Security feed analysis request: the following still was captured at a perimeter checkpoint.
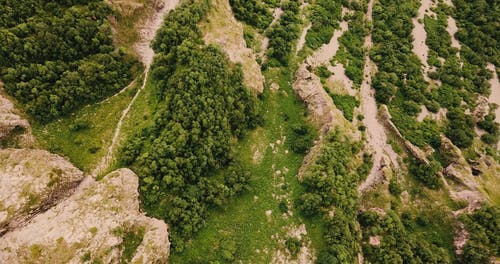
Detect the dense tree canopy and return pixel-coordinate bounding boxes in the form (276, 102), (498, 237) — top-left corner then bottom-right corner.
(229, 0), (273, 29)
(0, 0), (137, 121)
(120, 0), (259, 251)
(297, 129), (370, 263)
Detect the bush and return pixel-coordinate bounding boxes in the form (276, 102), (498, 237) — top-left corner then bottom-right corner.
(330, 94), (359, 122)
(70, 120), (90, 132)
(409, 159), (442, 189)
(289, 124), (314, 154)
(285, 237), (301, 257)
(229, 0), (273, 29)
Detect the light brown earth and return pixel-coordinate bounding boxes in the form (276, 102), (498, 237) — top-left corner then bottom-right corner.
(0, 169), (170, 264)
(200, 0), (264, 93)
(358, 0), (400, 193)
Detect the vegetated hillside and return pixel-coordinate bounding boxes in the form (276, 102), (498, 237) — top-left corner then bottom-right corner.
(0, 0), (138, 121)
(0, 0), (498, 263)
(119, 0), (260, 251)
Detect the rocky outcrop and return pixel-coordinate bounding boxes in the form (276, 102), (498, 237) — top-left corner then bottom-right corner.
(473, 95), (489, 122)
(0, 149), (84, 232)
(0, 87), (169, 263)
(0, 169), (169, 263)
(439, 135), (476, 188)
(293, 63), (350, 133)
(379, 105), (429, 164)
(0, 91), (33, 148)
(201, 0), (264, 93)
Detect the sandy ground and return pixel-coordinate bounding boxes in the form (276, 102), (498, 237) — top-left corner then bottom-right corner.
(296, 23), (311, 53)
(417, 105), (447, 122)
(412, 0), (434, 80)
(93, 0), (179, 176)
(307, 21), (348, 67)
(358, 0), (399, 193)
(201, 0), (264, 93)
(487, 64), (500, 123)
(327, 64), (356, 96)
(447, 16), (461, 50)
(486, 63), (500, 149)
(133, 0), (180, 66)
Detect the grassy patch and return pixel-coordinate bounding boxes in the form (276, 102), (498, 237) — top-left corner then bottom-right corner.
(170, 66), (319, 263)
(32, 83), (138, 172)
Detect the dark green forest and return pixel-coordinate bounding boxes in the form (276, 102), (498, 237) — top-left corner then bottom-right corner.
(0, 0), (137, 121)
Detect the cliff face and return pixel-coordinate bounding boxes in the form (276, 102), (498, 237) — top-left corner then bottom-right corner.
(0, 90), (33, 148)
(0, 169), (169, 264)
(0, 92), (169, 263)
(0, 149), (84, 232)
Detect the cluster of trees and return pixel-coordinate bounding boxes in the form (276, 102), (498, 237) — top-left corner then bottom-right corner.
(305, 0), (344, 50)
(296, 129), (369, 263)
(359, 210), (451, 263)
(0, 0), (137, 121)
(330, 94), (359, 122)
(427, 5), (497, 148)
(266, 0), (300, 66)
(370, 0), (448, 151)
(334, 0), (369, 87)
(453, 0), (499, 67)
(288, 124), (314, 154)
(408, 158), (442, 189)
(424, 5), (454, 61)
(120, 0), (259, 251)
(229, 0), (273, 29)
(460, 205), (499, 263)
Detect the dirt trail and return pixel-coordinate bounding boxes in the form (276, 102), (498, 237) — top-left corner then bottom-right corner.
(296, 23), (311, 53)
(447, 16), (461, 50)
(487, 64), (500, 123)
(487, 63), (500, 150)
(358, 0), (399, 193)
(92, 0), (179, 177)
(412, 0), (434, 80)
(259, 7), (284, 60)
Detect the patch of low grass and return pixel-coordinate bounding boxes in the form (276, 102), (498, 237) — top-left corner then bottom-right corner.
(170, 65), (319, 263)
(32, 83), (139, 172)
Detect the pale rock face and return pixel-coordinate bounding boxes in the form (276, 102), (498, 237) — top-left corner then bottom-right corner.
(0, 92), (33, 148)
(0, 149), (84, 230)
(201, 0), (264, 93)
(293, 63), (349, 133)
(0, 168), (169, 264)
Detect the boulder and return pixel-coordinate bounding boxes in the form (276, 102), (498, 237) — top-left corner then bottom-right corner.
(0, 149), (84, 230)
